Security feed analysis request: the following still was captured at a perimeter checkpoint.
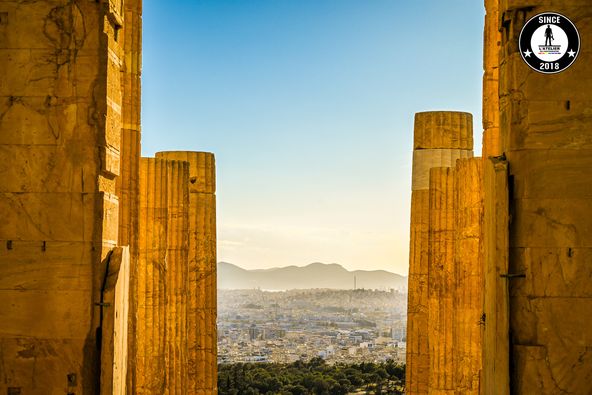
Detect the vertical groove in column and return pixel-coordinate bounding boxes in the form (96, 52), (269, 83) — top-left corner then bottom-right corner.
(138, 157), (167, 394)
(407, 111), (473, 394)
(413, 111), (474, 151)
(407, 189), (430, 394)
(482, 0), (501, 158)
(453, 158), (484, 394)
(156, 151), (218, 394)
(427, 167), (456, 394)
(121, 0), (142, 393)
(165, 160), (190, 395)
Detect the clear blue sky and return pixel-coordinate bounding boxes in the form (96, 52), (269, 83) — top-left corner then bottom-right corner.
(142, 0), (485, 275)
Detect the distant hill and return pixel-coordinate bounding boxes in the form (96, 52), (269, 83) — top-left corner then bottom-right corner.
(217, 262), (407, 291)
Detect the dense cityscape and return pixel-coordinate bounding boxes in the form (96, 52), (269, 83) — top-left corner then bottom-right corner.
(218, 289), (407, 365)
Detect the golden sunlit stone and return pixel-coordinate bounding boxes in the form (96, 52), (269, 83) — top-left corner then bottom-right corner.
(406, 111), (473, 394)
(482, 0), (501, 158)
(498, 1), (592, 393)
(136, 158), (168, 393)
(453, 158), (483, 395)
(165, 160), (190, 395)
(0, 1), (122, 392)
(156, 151), (218, 395)
(427, 167), (456, 395)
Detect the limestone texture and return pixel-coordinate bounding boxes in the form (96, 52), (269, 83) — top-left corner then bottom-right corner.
(406, 112), (473, 394)
(453, 158), (483, 395)
(482, 0), (501, 158)
(156, 151), (218, 394)
(406, 189), (430, 394)
(117, 1), (143, 392)
(498, 1), (592, 393)
(165, 160), (190, 395)
(0, 1), (223, 394)
(413, 112), (474, 151)
(0, 1), (123, 393)
(482, 157), (509, 395)
(100, 247), (131, 395)
(136, 158), (168, 394)
(427, 167), (456, 395)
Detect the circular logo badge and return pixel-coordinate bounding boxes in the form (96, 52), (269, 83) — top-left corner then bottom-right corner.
(519, 12), (580, 74)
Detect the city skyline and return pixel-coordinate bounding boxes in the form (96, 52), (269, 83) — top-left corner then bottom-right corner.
(142, 1), (485, 274)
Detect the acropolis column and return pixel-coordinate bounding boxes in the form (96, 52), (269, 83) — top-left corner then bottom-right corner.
(118, 0), (142, 392)
(406, 111), (473, 394)
(453, 158), (484, 394)
(156, 151), (217, 394)
(427, 167), (456, 395)
(136, 157), (168, 394)
(165, 160), (190, 395)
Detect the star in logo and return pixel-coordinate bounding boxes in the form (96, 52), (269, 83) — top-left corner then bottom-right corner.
(523, 49), (532, 57)
(568, 49), (576, 57)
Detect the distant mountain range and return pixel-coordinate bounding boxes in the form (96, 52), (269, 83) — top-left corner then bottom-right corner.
(218, 262), (407, 291)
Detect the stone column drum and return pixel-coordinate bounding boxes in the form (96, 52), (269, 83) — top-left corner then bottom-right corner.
(482, 157), (510, 395)
(136, 158), (168, 394)
(406, 111), (473, 394)
(165, 160), (190, 395)
(118, 1), (143, 392)
(453, 158), (484, 394)
(482, 0), (502, 158)
(156, 151), (217, 395)
(427, 167), (456, 395)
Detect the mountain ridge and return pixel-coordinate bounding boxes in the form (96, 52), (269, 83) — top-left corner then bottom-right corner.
(217, 261), (407, 291)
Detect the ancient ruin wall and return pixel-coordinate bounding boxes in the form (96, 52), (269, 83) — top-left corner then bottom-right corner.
(156, 151), (218, 394)
(498, 1), (592, 393)
(116, 0), (143, 391)
(406, 112), (473, 394)
(482, 157), (510, 395)
(482, 0), (502, 158)
(0, 1), (122, 393)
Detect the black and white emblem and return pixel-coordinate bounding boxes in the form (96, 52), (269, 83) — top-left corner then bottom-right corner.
(519, 12), (580, 74)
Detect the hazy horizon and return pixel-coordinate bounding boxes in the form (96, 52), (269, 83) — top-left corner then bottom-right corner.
(142, 1), (484, 275)
(219, 260), (407, 276)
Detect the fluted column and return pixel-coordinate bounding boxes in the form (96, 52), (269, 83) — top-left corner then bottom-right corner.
(482, 0), (501, 158)
(406, 111), (473, 394)
(482, 157), (509, 395)
(119, 0), (142, 392)
(136, 157), (168, 394)
(156, 151), (217, 395)
(165, 160), (190, 395)
(453, 158), (484, 394)
(427, 167), (456, 395)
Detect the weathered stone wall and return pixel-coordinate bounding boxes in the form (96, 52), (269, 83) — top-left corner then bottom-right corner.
(100, 246), (130, 395)
(0, 1), (122, 393)
(498, 1), (592, 393)
(406, 112), (473, 394)
(427, 167), (456, 395)
(453, 158), (483, 395)
(482, 157), (510, 395)
(116, 0), (143, 391)
(156, 151), (217, 394)
(482, 0), (502, 158)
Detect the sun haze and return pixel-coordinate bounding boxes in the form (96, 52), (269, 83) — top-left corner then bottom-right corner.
(141, 0), (484, 275)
